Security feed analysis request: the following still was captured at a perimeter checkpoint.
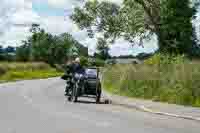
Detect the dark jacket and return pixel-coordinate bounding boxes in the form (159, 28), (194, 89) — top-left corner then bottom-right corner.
(68, 62), (85, 74)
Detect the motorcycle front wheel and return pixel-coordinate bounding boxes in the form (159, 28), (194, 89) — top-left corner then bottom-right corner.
(71, 82), (79, 102)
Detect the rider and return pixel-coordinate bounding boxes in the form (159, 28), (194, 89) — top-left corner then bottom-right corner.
(64, 57), (85, 95)
(69, 57), (85, 75)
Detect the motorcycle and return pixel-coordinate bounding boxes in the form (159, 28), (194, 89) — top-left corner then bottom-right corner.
(68, 73), (85, 102)
(61, 67), (102, 103)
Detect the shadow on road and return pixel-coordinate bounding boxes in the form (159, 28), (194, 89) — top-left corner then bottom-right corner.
(77, 100), (106, 105)
(65, 95), (110, 104)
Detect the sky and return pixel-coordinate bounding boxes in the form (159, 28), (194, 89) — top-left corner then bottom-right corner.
(0, 0), (199, 56)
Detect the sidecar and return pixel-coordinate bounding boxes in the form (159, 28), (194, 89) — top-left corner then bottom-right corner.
(84, 67), (102, 102)
(68, 67), (102, 103)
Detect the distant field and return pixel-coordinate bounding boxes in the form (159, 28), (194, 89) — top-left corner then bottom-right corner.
(102, 63), (200, 107)
(0, 62), (63, 83)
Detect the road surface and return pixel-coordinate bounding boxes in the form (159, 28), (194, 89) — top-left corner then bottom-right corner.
(0, 78), (199, 133)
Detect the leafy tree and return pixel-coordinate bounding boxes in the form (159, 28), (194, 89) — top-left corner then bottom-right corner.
(96, 38), (110, 60)
(0, 46), (5, 61)
(136, 52), (153, 60)
(159, 0), (193, 54)
(16, 40), (31, 62)
(0, 46), (4, 53)
(71, 0), (198, 55)
(0, 46), (3, 54)
(189, 26), (200, 57)
(4, 46), (15, 53)
(51, 33), (72, 64)
(16, 24), (88, 65)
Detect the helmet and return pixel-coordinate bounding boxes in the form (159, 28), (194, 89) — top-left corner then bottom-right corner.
(75, 57), (80, 63)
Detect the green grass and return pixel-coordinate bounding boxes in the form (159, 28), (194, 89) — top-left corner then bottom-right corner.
(102, 63), (200, 107)
(0, 62), (63, 83)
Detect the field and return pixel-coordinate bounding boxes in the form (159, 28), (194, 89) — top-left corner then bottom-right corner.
(0, 62), (63, 83)
(102, 63), (200, 107)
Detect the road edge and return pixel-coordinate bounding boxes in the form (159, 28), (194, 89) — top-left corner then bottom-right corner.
(104, 92), (200, 122)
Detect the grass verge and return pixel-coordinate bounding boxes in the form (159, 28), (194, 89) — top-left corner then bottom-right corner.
(102, 64), (200, 107)
(0, 62), (63, 83)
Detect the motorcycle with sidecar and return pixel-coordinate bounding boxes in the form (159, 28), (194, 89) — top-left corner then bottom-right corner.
(61, 67), (102, 103)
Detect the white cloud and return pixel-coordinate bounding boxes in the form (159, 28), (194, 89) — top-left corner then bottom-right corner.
(10, 9), (40, 25)
(41, 16), (72, 34)
(47, 0), (82, 9)
(46, 0), (122, 9)
(193, 9), (200, 40)
(48, 0), (69, 8)
(0, 26), (31, 47)
(0, 0), (40, 47)
(88, 0), (123, 5)
(109, 35), (158, 56)
(40, 15), (89, 44)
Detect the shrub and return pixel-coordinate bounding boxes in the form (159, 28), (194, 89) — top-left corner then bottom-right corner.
(0, 65), (7, 76)
(54, 64), (64, 72)
(80, 56), (89, 66)
(88, 58), (105, 67)
(144, 53), (188, 65)
(94, 58), (105, 66)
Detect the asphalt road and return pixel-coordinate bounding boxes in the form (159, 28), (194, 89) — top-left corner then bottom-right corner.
(0, 78), (199, 133)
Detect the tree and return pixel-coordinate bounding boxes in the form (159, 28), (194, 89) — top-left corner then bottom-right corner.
(136, 52), (153, 60)
(4, 46), (15, 53)
(159, 0), (193, 54)
(0, 46), (5, 61)
(96, 38), (110, 60)
(0, 46), (3, 54)
(71, 0), (198, 55)
(16, 40), (31, 62)
(189, 26), (200, 57)
(18, 24), (88, 64)
(51, 33), (72, 64)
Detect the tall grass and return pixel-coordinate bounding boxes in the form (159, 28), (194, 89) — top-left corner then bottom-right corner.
(0, 62), (51, 72)
(102, 63), (200, 107)
(0, 62), (62, 82)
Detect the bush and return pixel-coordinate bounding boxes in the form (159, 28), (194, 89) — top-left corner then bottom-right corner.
(144, 53), (188, 65)
(0, 65), (7, 76)
(88, 58), (105, 67)
(54, 64), (64, 72)
(95, 58), (105, 66)
(80, 56), (89, 66)
(105, 59), (116, 65)
(102, 63), (200, 107)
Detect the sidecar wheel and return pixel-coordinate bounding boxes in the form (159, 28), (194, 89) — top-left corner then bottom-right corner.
(96, 84), (102, 104)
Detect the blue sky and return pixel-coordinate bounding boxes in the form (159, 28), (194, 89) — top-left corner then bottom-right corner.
(1, 0), (199, 56)
(32, 1), (66, 16)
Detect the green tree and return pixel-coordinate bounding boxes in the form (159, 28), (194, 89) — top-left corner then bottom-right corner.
(19, 24), (87, 65)
(71, 0), (198, 55)
(0, 46), (3, 54)
(159, 0), (193, 54)
(189, 26), (200, 57)
(16, 40), (31, 62)
(0, 46), (5, 61)
(96, 38), (110, 60)
(52, 33), (73, 64)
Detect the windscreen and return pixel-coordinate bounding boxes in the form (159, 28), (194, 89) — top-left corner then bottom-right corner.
(85, 69), (97, 78)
